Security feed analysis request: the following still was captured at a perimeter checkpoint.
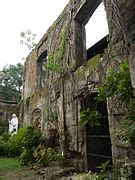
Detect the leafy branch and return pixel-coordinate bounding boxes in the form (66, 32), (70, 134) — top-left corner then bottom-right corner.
(80, 108), (101, 127)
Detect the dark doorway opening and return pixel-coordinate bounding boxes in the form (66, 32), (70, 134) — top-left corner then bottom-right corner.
(37, 50), (48, 88)
(81, 93), (112, 172)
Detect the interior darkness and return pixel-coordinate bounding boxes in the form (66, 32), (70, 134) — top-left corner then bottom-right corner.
(86, 35), (108, 61)
(37, 50), (47, 88)
(81, 93), (112, 172)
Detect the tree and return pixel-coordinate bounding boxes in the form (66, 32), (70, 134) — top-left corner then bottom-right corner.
(0, 63), (24, 101)
(20, 30), (36, 50)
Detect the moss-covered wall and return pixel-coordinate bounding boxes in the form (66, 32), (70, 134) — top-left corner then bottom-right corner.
(21, 0), (135, 171)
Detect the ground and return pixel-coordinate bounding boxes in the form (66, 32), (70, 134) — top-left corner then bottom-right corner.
(0, 158), (43, 180)
(0, 158), (76, 180)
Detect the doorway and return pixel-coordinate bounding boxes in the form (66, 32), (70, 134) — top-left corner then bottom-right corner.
(81, 93), (112, 172)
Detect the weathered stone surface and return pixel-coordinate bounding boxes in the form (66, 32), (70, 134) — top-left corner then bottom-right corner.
(21, 0), (135, 171)
(0, 100), (19, 134)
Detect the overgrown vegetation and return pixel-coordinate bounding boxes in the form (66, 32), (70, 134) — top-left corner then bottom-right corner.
(97, 59), (132, 106)
(0, 63), (24, 101)
(80, 108), (100, 127)
(97, 59), (135, 145)
(0, 125), (66, 168)
(75, 54), (100, 79)
(45, 24), (68, 74)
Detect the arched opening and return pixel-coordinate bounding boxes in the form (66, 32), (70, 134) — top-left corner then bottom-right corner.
(81, 93), (112, 172)
(37, 51), (48, 88)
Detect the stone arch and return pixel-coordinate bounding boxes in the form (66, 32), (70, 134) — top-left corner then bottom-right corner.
(37, 50), (48, 88)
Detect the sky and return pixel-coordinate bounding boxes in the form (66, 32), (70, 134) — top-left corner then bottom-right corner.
(0, 0), (108, 70)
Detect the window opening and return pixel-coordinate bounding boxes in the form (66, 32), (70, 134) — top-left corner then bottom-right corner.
(86, 3), (109, 50)
(37, 51), (47, 88)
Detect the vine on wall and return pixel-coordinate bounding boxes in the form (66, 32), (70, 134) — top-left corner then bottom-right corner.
(45, 24), (68, 75)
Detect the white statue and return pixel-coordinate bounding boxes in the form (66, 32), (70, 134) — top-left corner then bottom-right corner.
(9, 114), (18, 135)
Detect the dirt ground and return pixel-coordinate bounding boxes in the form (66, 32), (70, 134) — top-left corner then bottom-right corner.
(0, 167), (43, 180)
(0, 158), (76, 180)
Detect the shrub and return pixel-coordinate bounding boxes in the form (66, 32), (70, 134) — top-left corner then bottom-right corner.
(8, 127), (27, 157)
(22, 125), (41, 149)
(19, 149), (33, 165)
(19, 126), (41, 165)
(33, 145), (65, 167)
(0, 132), (10, 157)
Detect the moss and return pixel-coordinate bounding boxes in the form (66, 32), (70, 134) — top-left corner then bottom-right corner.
(85, 54), (100, 70)
(24, 97), (30, 107)
(75, 54), (100, 78)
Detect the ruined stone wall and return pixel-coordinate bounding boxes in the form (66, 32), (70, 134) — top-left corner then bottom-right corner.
(0, 100), (19, 134)
(22, 0), (135, 171)
(103, 0), (135, 166)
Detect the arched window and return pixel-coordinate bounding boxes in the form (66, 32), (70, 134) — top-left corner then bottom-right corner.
(37, 50), (48, 88)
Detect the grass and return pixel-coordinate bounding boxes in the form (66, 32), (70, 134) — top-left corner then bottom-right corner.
(0, 158), (21, 172)
(0, 158), (42, 180)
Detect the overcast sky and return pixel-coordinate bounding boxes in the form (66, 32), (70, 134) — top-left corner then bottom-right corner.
(0, 0), (108, 70)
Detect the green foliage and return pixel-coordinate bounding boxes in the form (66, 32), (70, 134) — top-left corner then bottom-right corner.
(33, 145), (66, 167)
(19, 149), (33, 165)
(45, 24), (68, 74)
(97, 160), (110, 173)
(97, 59), (132, 106)
(80, 108), (100, 127)
(86, 54), (100, 70)
(0, 63), (24, 101)
(0, 132), (11, 157)
(114, 114), (135, 145)
(8, 128), (27, 157)
(2, 131), (11, 142)
(45, 53), (61, 73)
(75, 160), (111, 179)
(48, 108), (58, 122)
(24, 96), (30, 107)
(44, 107), (58, 123)
(22, 125), (41, 149)
(75, 54), (100, 79)
(119, 163), (133, 178)
(19, 126), (41, 165)
(56, 24), (68, 64)
(97, 59), (135, 145)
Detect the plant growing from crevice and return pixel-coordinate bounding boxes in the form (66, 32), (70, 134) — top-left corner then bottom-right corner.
(45, 53), (61, 73)
(97, 59), (135, 145)
(25, 96), (30, 107)
(45, 107), (58, 122)
(97, 59), (132, 107)
(45, 24), (68, 75)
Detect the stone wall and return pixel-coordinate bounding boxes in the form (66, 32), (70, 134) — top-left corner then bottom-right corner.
(0, 100), (19, 134)
(21, 0), (135, 171)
